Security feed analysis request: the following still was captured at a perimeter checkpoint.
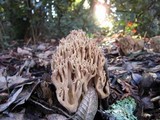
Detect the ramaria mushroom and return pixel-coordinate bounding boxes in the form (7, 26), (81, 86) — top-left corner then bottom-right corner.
(51, 30), (110, 113)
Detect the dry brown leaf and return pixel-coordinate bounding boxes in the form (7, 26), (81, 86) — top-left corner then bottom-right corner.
(11, 81), (40, 111)
(37, 50), (53, 59)
(0, 75), (28, 90)
(150, 36), (160, 52)
(0, 87), (23, 112)
(37, 44), (46, 51)
(0, 93), (9, 104)
(46, 114), (67, 120)
(17, 47), (32, 56)
(74, 87), (98, 120)
(0, 112), (25, 120)
(116, 36), (144, 55)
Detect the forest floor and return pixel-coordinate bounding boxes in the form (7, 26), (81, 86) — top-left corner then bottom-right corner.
(0, 34), (160, 120)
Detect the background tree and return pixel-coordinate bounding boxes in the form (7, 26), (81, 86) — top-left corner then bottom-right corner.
(0, 0), (99, 48)
(111, 0), (160, 37)
(0, 0), (160, 49)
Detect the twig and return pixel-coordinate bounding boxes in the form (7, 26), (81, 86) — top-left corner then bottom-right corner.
(29, 98), (71, 118)
(2, 68), (10, 95)
(151, 96), (160, 102)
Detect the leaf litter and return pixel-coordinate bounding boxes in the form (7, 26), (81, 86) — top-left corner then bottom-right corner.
(0, 36), (160, 120)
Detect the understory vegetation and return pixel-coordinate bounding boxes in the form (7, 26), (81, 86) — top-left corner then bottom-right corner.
(0, 0), (160, 49)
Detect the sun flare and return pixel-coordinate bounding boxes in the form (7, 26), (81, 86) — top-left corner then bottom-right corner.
(94, 0), (113, 29)
(95, 3), (106, 23)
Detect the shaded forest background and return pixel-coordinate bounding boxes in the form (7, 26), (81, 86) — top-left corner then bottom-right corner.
(0, 0), (160, 49)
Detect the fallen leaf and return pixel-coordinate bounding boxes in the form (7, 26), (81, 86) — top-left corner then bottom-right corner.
(131, 73), (143, 85)
(18, 59), (36, 75)
(0, 75), (28, 90)
(0, 93), (9, 104)
(13, 80), (40, 109)
(148, 65), (160, 72)
(0, 112), (25, 120)
(17, 47), (32, 56)
(141, 97), (154, 110)
(74, 87), (98, 120)
(123, 61), (133, 72)
(37, 50), (53, 59)
(141, 72), (154, 88)
(37, 44), (46, 51)
(0, 87), (23, 112)
(150, 36), (160, 52)
(46, 114), (67, 120)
